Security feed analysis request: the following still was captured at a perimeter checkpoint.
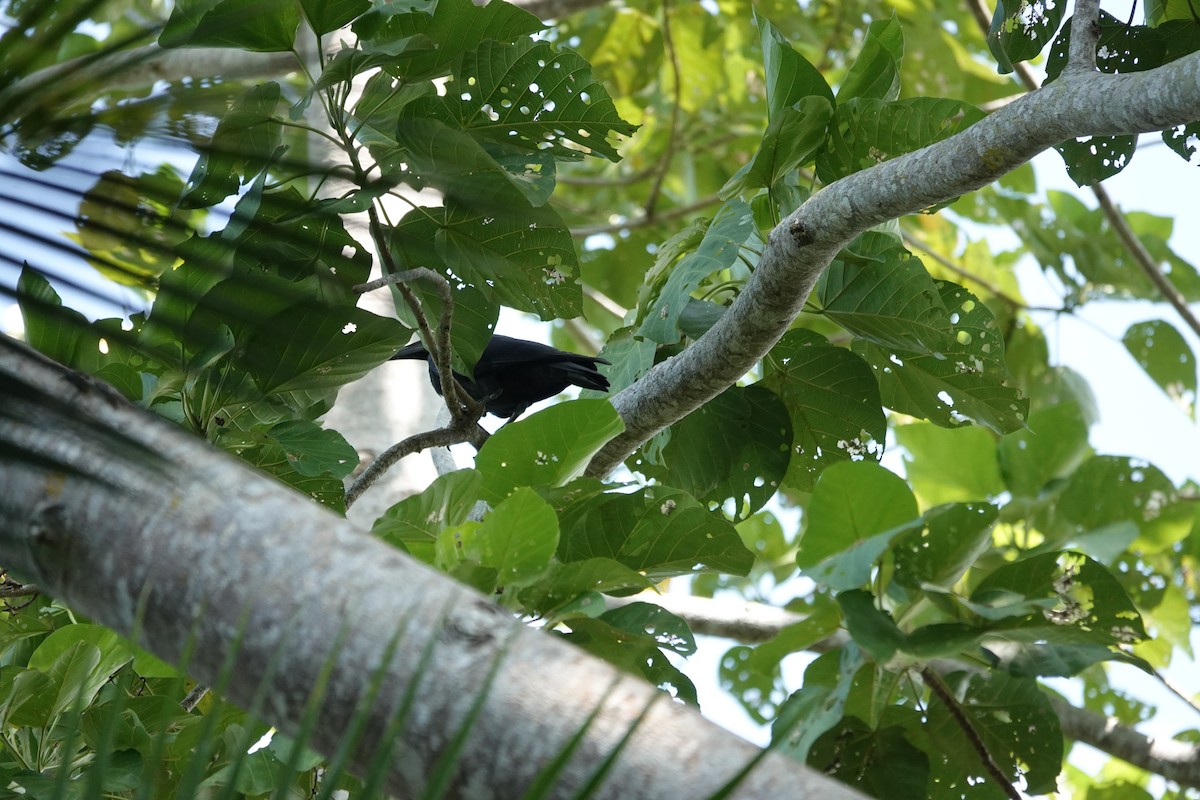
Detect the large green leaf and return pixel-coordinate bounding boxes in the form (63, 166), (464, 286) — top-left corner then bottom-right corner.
(813, 237), (953, 354)
(440, 38), (638, 163)
(895, 422), (1005, 505)
(352, 0), (543, 81)
(448, 488), (560, 592)
(637, 199), (755, 343)
(373, 469), (484, 561)
(720, 96), (832, 198)
(757, 13), (834, 119)
(972, 551), (1149, 675)
(797, 461), (920, 589)
(837, 16), (903, 102)
(476, 400), (624, 505)
(161, 0), (301, 51)
(391, 200), (583, 321)
(557, 486), (754, 579)
(927, 672), (1062, 795)
(817, 97), (985, 185)
(857, 282), (1029, 434)
(238, 305), (406, 395)
(639, 385), (792, 520)
(996, 402), (1092, 498)
(1122, 319), (1197, 416)
(762, 329), (886, 492)
(180, 83), (282, 208)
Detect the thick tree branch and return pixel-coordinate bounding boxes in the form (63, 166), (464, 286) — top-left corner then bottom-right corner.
(586, 54), (1200, 477)
(0, 336), (867, 800)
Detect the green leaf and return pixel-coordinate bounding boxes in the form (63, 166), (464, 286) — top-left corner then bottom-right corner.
(972, 551), (1148, 676)
(238, 440), (347, 511)
(837, 16), (903, 102)
(563, 615), (698, 704)
(1122, 319), (1197, 416)
(517, 559), (655, 615)
(17, 265), (90, 366)
(1054, 135), (1137, 185)
(813, 238), (953, 354)
(394, 116), (554, 209)
(987, 0), (1066, 72)
(895, 422), (1005, 505)
(373, 470), (484, 558)
(891, 503), (999, 591)
(238, 304), (407, 396)
(721, 96), (832, 198)
(817, 97), (985, 185)
(927, 672), (1062, 795)
(857, 282), (1029, 434)
(392, 199), (583, 321)
(0, 667), (53, 729)
(798, 461), (919, 570)
(838, 590), (907, 662)
(300, 0), (370, 35)
(181, 83), (282, 208)
(639, 385), (792, 520)
(601, 603), (697, 656)
(353, 0), (544, 80)
(265, 420), (358, 479)
(757, 13), (835, 120)
(996, 402), (1092, 498)
(441, 38), (638, 163)
(586, 328), (657, 396)
(1056, 456), (1192, 553)
(476, 400), (624, 505)
(451, 488), (559, 591)
(762, 329), (886, 492)
(771, 647), (865, 761)
(808, 716), (930, 799)
(557, 486), (754, 579)
(161, 0), (301, 51)
(638, 199), (755, 344)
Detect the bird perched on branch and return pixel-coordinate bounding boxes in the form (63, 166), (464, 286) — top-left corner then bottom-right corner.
(391, 334), (611, 421)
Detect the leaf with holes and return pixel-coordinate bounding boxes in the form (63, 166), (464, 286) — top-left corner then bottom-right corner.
(762, 329), (885, 492)
(639, 385), (792, 520)
(855, 281), (1028, 434)
(1122, 319), (1197, 417)
(439, 38), (638, 162)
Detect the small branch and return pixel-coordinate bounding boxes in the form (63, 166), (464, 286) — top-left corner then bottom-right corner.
(643, 0), (682, 220)
(1091, 184), (1200, 341)
(900, 231), (1029, 308)
(1067, 0), (1103, 73)
(923, 668), (1022, 800)
(569, 195), (721, 237)
(345, 421), (488, 509)
(181, 684), (209, 713)
(1153, 667), (1200, 721)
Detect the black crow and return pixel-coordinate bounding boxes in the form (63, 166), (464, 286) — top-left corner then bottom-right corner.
(391, 334), (611, 420)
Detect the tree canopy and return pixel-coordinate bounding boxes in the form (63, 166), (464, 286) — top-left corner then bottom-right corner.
(2, 0), (1200, 798)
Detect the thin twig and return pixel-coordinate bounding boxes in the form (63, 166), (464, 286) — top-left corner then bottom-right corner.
(921, 668), (1023, 800)
(1092, 184), (1200, 340)
(1153, 667), (1200, 721)
(569, 195), (721, 237)
(345, 422), (488, 508)
(643, 0), (682, 220)
(900, 231), (1028, 307)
